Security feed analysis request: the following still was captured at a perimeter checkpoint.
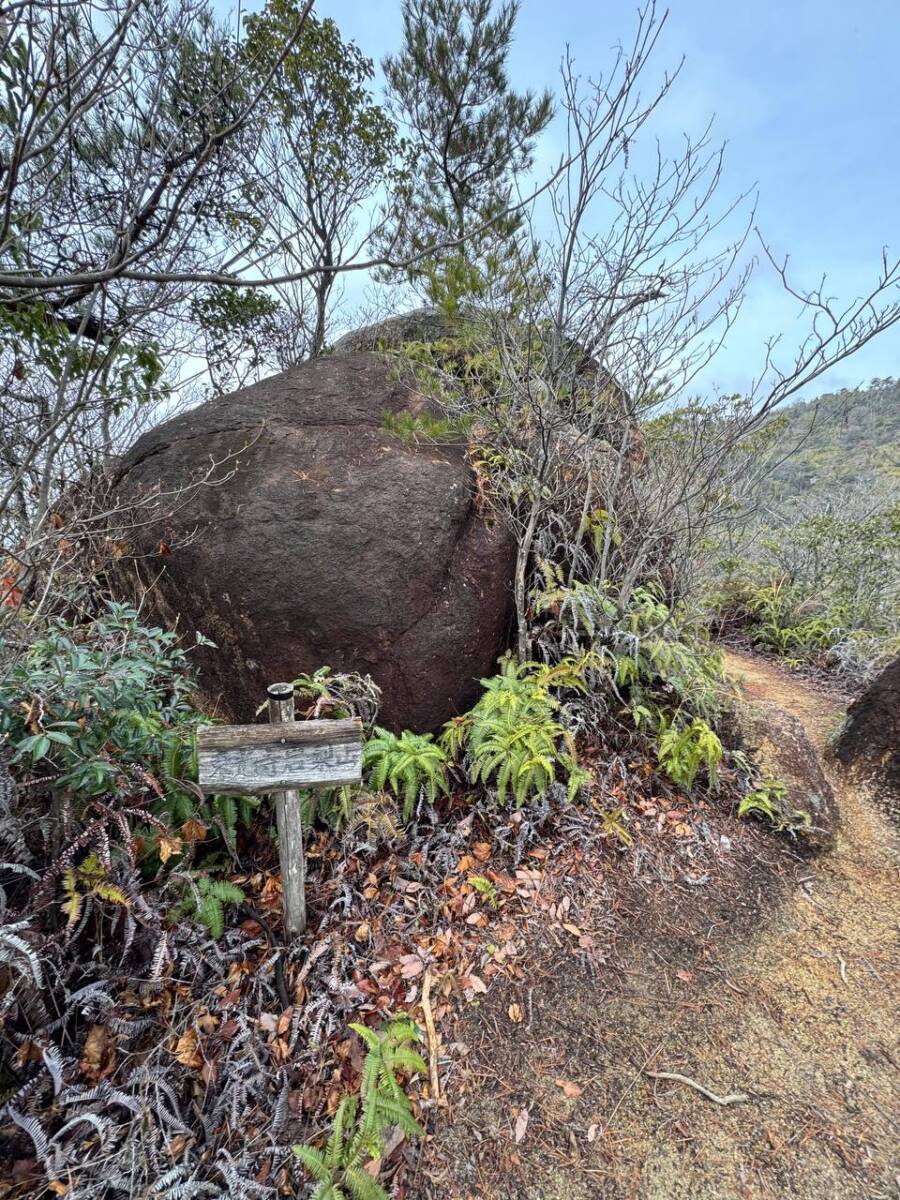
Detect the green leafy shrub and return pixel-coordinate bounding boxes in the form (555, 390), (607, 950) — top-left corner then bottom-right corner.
(532, 576), (727, 731)
(0, 603), (263, 883)
(442, 656), (591, 807)
(0, 601), (202, 797)
(362, 728), (449, 819)
(742, 578), (837, 657)
(294, 1018), (425, 1200)
(710, 490), (900, 682)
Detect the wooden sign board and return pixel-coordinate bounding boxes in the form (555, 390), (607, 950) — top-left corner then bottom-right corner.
(197, 717), (363, 796)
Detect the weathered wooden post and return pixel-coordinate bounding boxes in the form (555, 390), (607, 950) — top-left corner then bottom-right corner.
(197, 692), (362, 942)
(266, 682), (306, 936)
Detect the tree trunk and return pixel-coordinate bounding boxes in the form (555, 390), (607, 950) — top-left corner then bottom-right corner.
(514, 492), (542, 662)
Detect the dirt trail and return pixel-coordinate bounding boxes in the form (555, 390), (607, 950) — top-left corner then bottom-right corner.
(427, 651), (900, 1200)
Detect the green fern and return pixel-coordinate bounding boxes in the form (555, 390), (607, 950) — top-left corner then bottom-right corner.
(350, 1017), (426, 1128)
(442, 656), (591, 807)
(362, 728), (449, 819)
(171, 874), (245, 939)
(738, 777), (811, 834)
(294, 1019), (425, 1200)
(159, 732), (259, 849)
(657, 718), (723, 790)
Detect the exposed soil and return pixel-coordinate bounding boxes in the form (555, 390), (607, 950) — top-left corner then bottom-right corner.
(423, 650), (900, 1200)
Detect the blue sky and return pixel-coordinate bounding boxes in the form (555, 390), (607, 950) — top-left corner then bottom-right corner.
(237, 0), (900, 397)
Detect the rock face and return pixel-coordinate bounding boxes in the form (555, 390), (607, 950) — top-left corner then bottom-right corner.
(740, 699), (839, 851)
(331, 308), (459, 354)
(117, 351), (516, 730)
(832, 654), (900, 824)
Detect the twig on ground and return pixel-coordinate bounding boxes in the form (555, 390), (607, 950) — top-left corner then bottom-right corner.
(644, 1069), (750, 1106)
(602, 1040), (665, 1135)
(421, 966), (441, 1102)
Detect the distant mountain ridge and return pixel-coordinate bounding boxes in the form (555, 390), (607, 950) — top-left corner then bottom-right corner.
(765, 377), (900, 504)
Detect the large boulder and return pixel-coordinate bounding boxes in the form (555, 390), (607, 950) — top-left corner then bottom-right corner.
(832, 654), (900, 824)
(332, 308), (459, 354)
(739, 699), (839, 851)
(116, 351), (516, 731)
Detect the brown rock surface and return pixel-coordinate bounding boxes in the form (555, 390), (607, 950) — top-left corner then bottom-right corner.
(740, 698), (839, 850)
(832, 653), (900, 823)
(116, 351), (516, 730)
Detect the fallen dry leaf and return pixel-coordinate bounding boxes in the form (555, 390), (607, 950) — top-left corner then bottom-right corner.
(166, 1134), (191, 1159)
(181, 817), (208, 843)
(507, 1002), (523, 1023)
(172, 1028), (202, 1070)
(80, 1023), (115, 1081)
(197, 1011), (218, 1034)
(156, 833), (183, 864)
(399, 954), (425, 979)
(514, 1106), (529, 1143)
(555, 1078), (583, 1099)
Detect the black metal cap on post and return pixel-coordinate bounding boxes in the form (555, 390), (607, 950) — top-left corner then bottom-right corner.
(267, 682), (294, 700)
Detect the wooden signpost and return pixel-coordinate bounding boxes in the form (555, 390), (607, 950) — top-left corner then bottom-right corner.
(197, 683), (362, 938)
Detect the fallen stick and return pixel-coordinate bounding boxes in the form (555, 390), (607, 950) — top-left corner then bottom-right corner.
(643, 1070), (750, 1106)
(421, 967), (441, 1102)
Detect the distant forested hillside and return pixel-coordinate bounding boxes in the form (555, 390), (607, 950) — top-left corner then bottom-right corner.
(712, 377), (900, 681)
(765, 377), (900, 504)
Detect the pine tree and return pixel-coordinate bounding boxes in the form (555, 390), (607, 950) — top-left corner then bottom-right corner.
(383, 0), (553, 312)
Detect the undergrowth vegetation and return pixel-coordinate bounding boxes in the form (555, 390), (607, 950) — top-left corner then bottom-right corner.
(362, 729), (450, 819)
(294, 1019), (425, 1200)
(441, 656), (591, 807)
(710, 493), (900, 682)
(0, 568), (783, 1196)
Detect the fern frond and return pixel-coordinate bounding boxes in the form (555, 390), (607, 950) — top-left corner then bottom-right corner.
(343, 1166), (390, 1200)
(293, 1145), (331, 1183)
